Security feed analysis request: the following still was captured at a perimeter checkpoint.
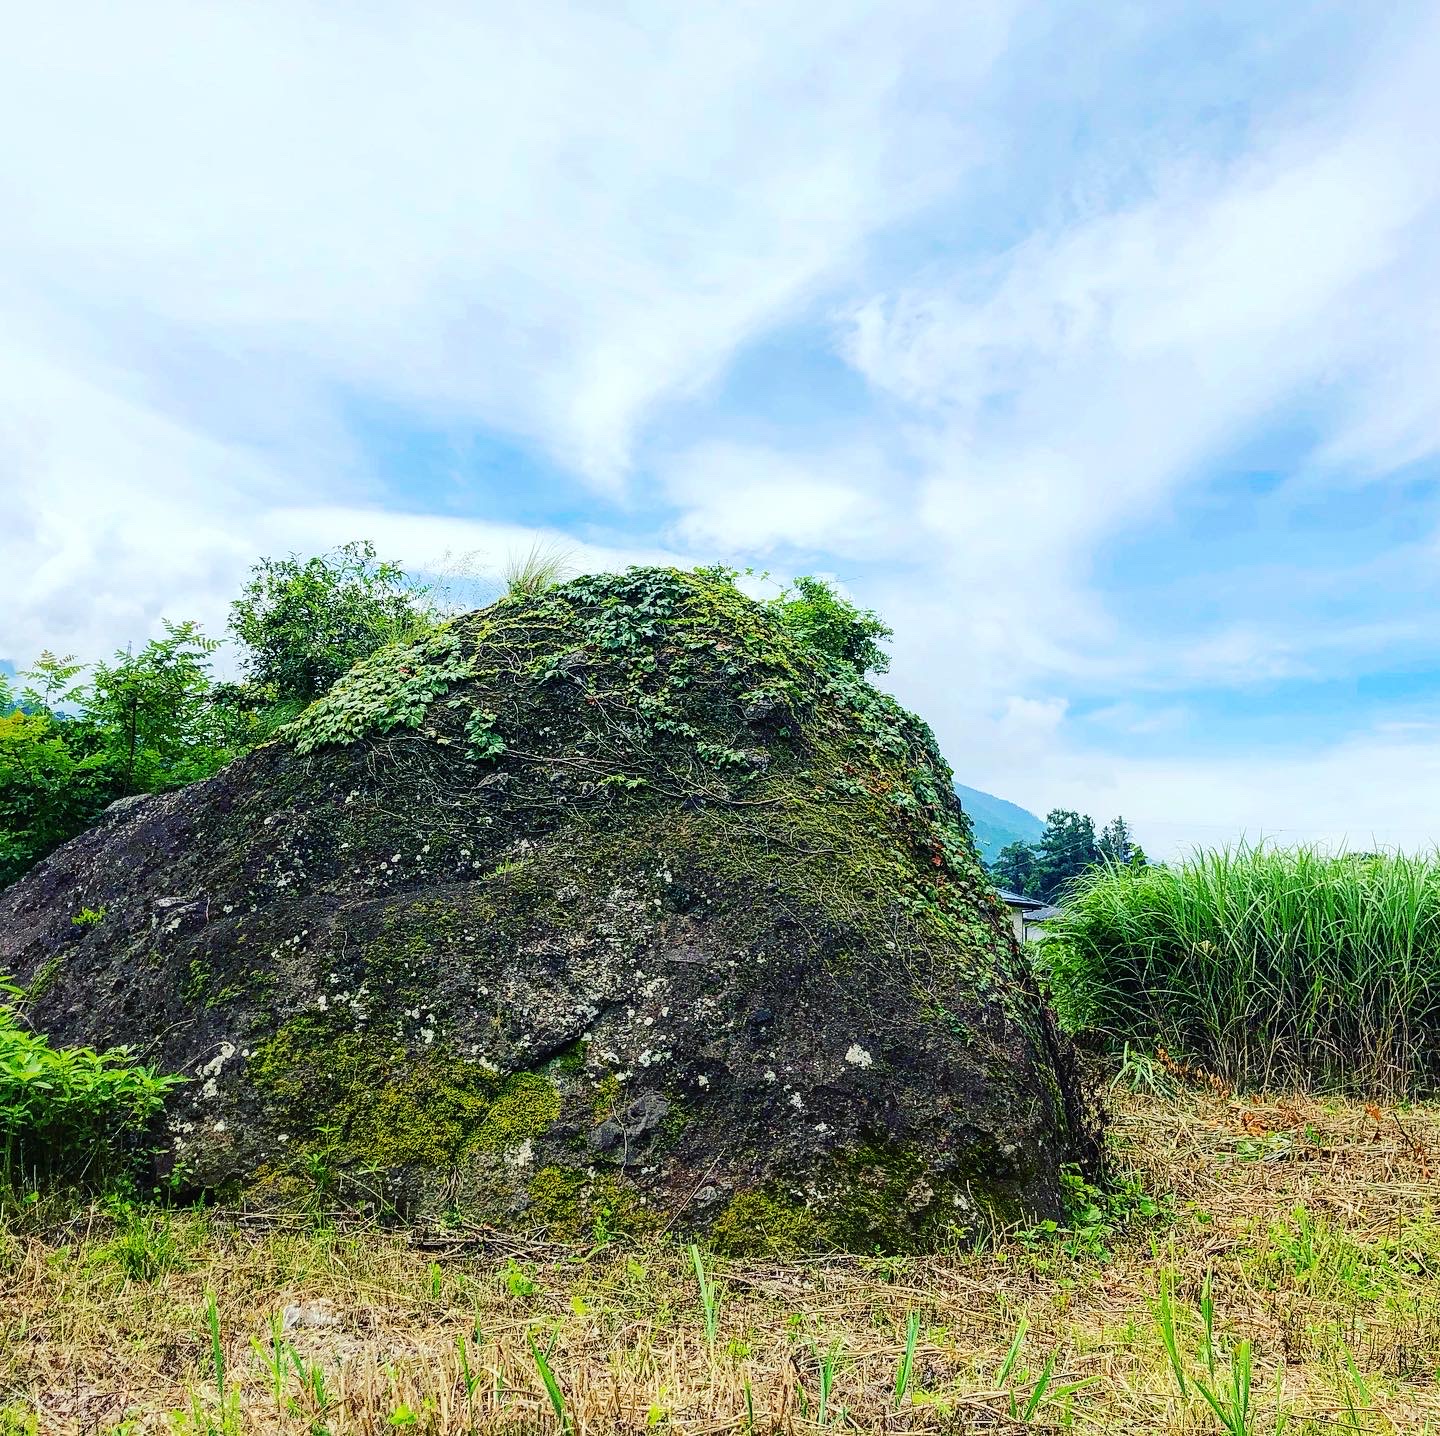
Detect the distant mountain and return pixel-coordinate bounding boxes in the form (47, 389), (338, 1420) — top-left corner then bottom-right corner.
(954, 783), (1046, 866)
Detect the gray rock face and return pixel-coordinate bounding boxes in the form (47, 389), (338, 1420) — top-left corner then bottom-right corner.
(0, 570), (1100, 1250)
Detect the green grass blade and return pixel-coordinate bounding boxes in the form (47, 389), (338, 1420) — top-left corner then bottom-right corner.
(894, 1310), (920, 1406)
(529, 1329), (569, 1434)
(996, 1315), (1028, 1386)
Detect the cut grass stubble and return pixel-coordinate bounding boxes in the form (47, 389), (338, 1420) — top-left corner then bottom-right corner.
(4, 1084), (1440, 1433)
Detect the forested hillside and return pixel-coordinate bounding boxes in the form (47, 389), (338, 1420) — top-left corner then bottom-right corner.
(953, 782), (1045, 865)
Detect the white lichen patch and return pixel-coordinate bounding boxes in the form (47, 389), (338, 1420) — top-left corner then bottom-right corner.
(845, 1043), (873, 1069)
(197, 1041), (237, 1101)
(198, 1042), (234, 1077)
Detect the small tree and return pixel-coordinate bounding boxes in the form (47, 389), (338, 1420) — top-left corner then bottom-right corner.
(16, 652), (86, 714)
(1031, 809), (1100, 900)
(79, 622), (228, 794)
(0, 710), (112, 887)
(771, 576), (892, 675)
(1097, 816), (1134, 866)
(229, 540), (434, 704)
(0, 630), (238, 887)
(991, 840), (1039, 895)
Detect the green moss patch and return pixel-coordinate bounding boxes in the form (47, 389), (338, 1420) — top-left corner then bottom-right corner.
(709, 1140), (1029, 1257)
(526, 1164), (660, 1242)
(249, 1018), (560, 1171)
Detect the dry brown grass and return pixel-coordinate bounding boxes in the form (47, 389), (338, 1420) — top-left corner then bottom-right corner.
(3, 1079), (1440, 1435)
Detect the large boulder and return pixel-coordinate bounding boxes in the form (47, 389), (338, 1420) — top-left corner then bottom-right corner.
(0, 569), (1099, 1250)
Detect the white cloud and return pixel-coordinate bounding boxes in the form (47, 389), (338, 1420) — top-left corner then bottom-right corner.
(661, 441), (906, 556)
(0, 0), (1020, 664)
(0, 350), (303, 662)
(2, 483), (684, 676)
(1026, 725), (1440, 862)
(842, 13), (1440, 673)
(995, 695), (1069, 751)
(1083, 703), (1188, 737)
(0, 0), (1013, 483)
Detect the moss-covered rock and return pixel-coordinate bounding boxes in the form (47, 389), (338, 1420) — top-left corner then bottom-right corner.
(0, 568), (1100, 1247)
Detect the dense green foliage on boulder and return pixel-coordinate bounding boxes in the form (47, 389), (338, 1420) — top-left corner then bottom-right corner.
(0, 567), (1098, 1248)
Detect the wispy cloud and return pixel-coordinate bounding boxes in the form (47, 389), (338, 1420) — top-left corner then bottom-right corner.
(844, 15), (1440, 568)
(4, 2), (1440, 856)
(0, 0), (1013, 482)
(0, 0), (1014, 654)
(660, 441), (908, 557)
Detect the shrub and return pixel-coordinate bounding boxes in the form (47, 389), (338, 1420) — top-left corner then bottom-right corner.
(1042, 846), (1440, 1096)
(770, 576), (892, 676)
(0, 711), (113, 887)
(1, 628), (246, 889)
(229, 540), (436, 704)
(0, 980), (183, 1185)
(79, 621), (236, 794)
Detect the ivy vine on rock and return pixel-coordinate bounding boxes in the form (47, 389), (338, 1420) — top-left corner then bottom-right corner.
(281, 629), (477, 754)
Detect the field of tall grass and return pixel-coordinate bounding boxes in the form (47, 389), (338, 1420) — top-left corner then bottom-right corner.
(1043, 846), (1440, 1095)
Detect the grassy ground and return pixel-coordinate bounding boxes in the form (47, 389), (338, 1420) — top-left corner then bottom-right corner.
(3, 1075), (1440, 1434)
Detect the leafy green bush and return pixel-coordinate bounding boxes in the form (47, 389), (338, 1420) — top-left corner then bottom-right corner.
(81, 620), (237, 794)
(770, 576), (892, 676)
(229, 539), (436, 703)
(0, 710), (112, 887)
(1043, 846), (1440, 1095)
(0, 980), (182, 1184)
(0, 626), (248, 888)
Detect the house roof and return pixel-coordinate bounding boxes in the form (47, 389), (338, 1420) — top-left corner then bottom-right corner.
(1022, 904), (1064, 923)
(995, 888), (1047, 910)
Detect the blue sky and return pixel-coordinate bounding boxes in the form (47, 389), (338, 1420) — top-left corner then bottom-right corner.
(3, 2), (1440, 856)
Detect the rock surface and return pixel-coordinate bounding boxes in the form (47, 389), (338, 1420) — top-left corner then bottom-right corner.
(0, 569), (1100, 1250)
